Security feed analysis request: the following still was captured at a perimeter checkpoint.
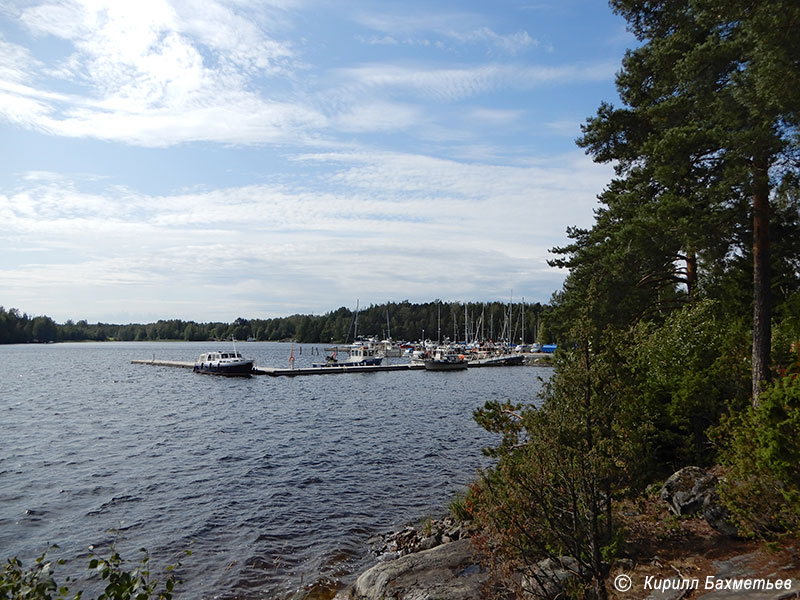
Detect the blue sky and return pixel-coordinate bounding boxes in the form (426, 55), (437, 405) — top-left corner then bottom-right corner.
(0, 0), (631, 323)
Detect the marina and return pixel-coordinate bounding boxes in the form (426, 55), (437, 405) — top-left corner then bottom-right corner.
(131, 353), (549, 376)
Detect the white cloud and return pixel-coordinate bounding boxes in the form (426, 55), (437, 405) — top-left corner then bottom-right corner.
(0, 0), (318, 145)
(0, 35), (40, 83)
(0, 1), (625, 321)
(352, 11), (539, 54)
(469, 107), (523, 125)
(356, 34), (400, 46)
(445, 27), (539, 55)
(1, 149), (610, 320)
(333, 101), (424, 132)
(545, 119), (583, 137)
(336, 64), (502, 101)
(336, 62), (617, 102)
(0, 1), (618, 145)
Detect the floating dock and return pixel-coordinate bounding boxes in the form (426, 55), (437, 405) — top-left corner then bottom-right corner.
(255, 363), (424, 377)
(130, 359), (424, 377)
(131, 359), (194, 369)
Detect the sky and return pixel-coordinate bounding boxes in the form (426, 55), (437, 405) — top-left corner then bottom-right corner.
(0, 0), (633, 324)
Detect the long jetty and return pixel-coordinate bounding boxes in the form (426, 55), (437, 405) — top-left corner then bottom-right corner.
(130, 359), (425, 377)
(256, 363), (424, 377)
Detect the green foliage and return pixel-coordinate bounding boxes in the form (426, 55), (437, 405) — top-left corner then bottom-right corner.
(466, 0), (799, 594)
(469, 316), (647, 599)
(716, 375), (800, 536)
(0, 552), (63, 600)
(0, 547), (184, 600)
(579, 0), (800, 400)
(773, 291), (800, 374)
(0, 308), (60, 344)
(472, 400), (526, 459)
(628, 300), (751, 469)
(448, 490), (473, 523)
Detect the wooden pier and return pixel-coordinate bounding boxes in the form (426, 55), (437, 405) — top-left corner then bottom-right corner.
(131, 359), (194, 369)
(255, 363), (424, 377)
(131, 359), (424, 376)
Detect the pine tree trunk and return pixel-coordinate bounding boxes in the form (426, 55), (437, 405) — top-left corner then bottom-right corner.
(752, 158), (771, 406)
(686, 251), (697, 297)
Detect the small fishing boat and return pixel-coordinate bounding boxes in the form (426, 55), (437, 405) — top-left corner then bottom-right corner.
(469, 353), (525, 367)
(313, 343), (383, 368)
(423, 347), (468, 371)
(193, 346), (254, 376)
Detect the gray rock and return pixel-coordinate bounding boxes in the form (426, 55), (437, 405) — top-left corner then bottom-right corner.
(614, 558), (635, 571)
(521, 556), (581, 600)
(702, 490), (739, 537)
(418, 535), (440, 551)
(660, 466), (738, 537)
(334, 538), (484, 600)
(697, 580), (800, 599)
(661, 466), (717, 516)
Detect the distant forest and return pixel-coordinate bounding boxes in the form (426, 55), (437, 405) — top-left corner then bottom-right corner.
(0, 301), (555, 345)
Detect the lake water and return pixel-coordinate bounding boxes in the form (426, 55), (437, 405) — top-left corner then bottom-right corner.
(0, 342), (550, 599)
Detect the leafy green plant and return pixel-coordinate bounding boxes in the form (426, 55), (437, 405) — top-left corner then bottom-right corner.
(469, 314), (645, 600)
(448, 491), (473, 523)
(715, 374), (800, 536)
(628, 299), (751, 471)
(0, 547), (186, 600)
(0, 551), (63, 600)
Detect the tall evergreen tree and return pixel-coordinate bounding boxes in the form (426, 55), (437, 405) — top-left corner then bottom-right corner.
(579, 0), (800, 403)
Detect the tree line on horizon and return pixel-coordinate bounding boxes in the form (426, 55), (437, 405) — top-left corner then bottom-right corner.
(0, 300), (557, 346)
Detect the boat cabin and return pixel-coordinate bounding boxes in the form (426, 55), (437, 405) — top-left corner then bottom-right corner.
(199, 351), (245, 363)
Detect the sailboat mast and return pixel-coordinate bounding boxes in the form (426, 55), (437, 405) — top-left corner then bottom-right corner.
(437, 302), (441, 346)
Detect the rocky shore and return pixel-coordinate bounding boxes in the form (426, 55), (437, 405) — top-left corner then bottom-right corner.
(332, 517), (485, 600)
(330, 467), (800, 600)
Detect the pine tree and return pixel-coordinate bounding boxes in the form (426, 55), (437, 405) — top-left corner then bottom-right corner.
(579, 0), (800, 403)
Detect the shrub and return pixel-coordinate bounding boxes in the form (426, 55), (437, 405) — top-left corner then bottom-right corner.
(629, 300), (751, 471)
(0, 547), (184, 600)
(468, 323), (642, 600)
(716, 374), (800, 536)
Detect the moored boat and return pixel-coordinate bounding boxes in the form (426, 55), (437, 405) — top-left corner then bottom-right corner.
(312, 343), (383, 368)
(468, 353), (525, 367)
(193, 349), (254, 376)
(423, 347), (469, 371)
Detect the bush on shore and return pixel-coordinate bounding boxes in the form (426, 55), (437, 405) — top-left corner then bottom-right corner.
(0, 547), (184, 600)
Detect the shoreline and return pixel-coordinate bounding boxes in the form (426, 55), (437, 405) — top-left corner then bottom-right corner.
(320, 468), (800, 600)
(330, 515), (483, 600)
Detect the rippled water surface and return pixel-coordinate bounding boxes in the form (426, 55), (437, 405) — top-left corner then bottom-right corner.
(0, 342), (551, 599)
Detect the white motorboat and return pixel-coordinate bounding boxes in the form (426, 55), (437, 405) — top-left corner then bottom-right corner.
(194, 347), (254, 376)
